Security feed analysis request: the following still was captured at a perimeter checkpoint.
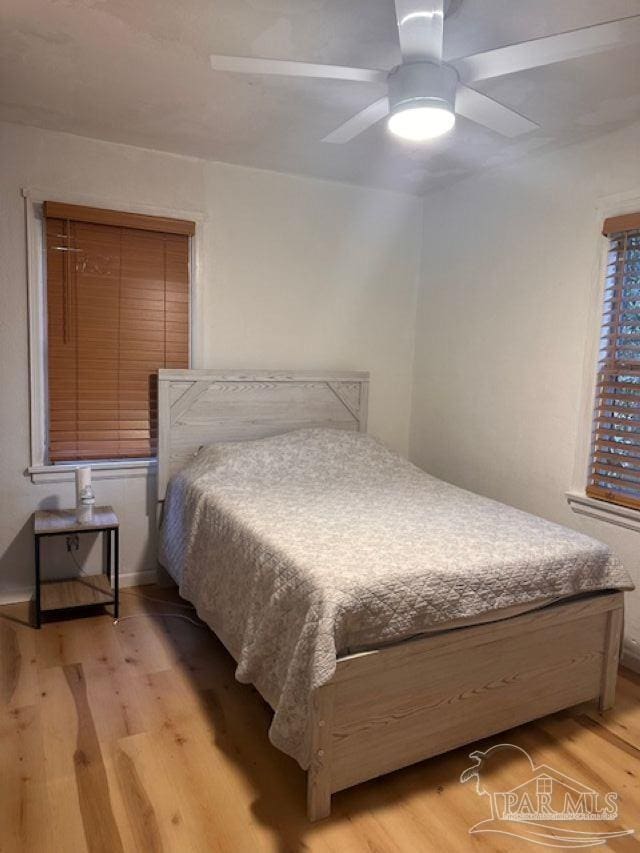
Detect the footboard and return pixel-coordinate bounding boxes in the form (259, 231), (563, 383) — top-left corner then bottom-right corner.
(307, 591), (624, 820)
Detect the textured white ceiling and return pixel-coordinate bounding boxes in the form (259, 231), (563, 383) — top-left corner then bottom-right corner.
(1, 0), (639, 194)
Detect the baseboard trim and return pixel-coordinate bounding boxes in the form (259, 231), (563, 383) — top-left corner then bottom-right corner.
(2, 578), (639, 676)
(0, 568), (158, 605)
(622, 639), (640, 675)
(120, 569), (158, 589)
(0, 590), (32, 605)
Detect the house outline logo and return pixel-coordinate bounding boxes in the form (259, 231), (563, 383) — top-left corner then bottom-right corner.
(460, 743), (634, 848)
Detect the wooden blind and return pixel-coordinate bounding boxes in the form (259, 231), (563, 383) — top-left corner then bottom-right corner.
(587, 218), (640, 510)
(43, 201), (196, 236)
(45, 207), (191, 462)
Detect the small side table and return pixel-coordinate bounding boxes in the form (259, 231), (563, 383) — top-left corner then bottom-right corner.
(33, 506), (119, 628)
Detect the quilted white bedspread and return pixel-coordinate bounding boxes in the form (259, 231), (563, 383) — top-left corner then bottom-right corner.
(160, 428), (632, 768)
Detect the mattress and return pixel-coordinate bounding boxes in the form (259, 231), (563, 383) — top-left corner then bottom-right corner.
(160, 428), (632, 768)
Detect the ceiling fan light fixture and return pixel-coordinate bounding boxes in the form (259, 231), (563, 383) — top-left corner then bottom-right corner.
(388, 102), (455, 141)
(386, 61), (458, 141)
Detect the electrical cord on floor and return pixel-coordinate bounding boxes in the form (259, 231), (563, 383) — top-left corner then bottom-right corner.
(116, 590), (205, 627)
(119, 589), (202, 628)
(115, 612), (206, 628)
(69, 548), (202, 626)
(120, 588), (196, 610)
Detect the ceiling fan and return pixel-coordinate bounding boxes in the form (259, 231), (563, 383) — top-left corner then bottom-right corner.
(210, 1), (640, 144)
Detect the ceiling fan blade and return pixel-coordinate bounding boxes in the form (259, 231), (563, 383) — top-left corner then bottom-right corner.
(394, 0), (445, 62)
(323, 97), (390, 144)
(210, 54), (387, 85)
(452, 15), (640, 83)
(456, 85), (539, 137)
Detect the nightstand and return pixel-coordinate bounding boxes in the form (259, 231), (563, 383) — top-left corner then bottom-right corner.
(33, 506), (119, 628)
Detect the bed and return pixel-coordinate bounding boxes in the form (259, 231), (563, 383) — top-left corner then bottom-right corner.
(157, 368), (632, 820)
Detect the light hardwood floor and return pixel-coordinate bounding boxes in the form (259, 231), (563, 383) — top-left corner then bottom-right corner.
(1, 585), (639, 852)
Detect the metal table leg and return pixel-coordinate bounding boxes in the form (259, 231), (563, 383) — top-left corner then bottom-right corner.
(113, 527), (120, 622)
(105, 527), (111, 584)
(34, 535), (41, 629)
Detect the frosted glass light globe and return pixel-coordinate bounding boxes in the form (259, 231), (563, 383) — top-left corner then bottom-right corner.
(388, 105), (455, 141)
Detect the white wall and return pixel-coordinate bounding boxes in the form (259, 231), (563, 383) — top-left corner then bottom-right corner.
(6, 110), (639, 655)
(0, 120), (422, 599)
(411, 120), (640, 657)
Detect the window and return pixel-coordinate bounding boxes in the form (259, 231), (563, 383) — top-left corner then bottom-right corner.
(587, 212), (640, 510)
(43, 201), (194, 463)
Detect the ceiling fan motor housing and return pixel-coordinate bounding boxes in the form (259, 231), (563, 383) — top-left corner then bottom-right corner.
(388, 62), (458, 116)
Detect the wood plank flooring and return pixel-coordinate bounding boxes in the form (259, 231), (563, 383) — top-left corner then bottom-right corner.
(1, 585), (639, 852)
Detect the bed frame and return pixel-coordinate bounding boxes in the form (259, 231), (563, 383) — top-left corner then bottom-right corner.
(157, 368), (624, 821)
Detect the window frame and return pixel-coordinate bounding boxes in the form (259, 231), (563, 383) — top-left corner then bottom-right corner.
(23, 187), (205, 483)
(567, 189), (640, 531)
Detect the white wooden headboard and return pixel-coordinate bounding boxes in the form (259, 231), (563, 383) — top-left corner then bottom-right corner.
(157, 369), (369, 500)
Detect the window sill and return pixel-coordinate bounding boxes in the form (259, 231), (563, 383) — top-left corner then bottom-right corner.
(566, 490), (640, 533)
(27, 459), (156, 484)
